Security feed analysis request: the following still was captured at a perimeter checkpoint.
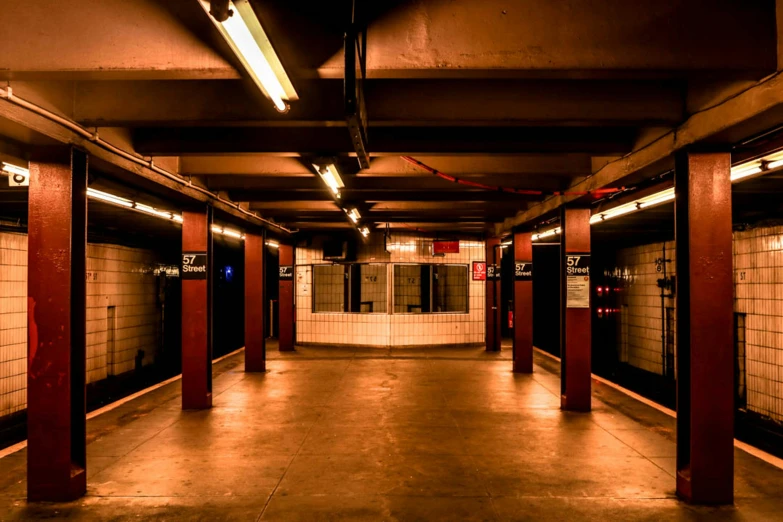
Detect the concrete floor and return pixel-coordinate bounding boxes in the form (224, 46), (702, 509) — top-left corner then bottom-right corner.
(1, 343), (783, 521)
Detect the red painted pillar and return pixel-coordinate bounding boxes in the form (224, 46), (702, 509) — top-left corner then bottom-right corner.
(485, 237), (501, 352)
(181, 208), (213, 409)
(560, 208), (591, 412)
(245, 231), (266, 371)
(513, 231), (534, 373)
(27, 148), (87, 501)
(278, 243), (294, 351)
(674, 151), (734, 504)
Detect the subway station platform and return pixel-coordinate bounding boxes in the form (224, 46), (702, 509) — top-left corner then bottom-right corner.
(1, 345), (783, 521)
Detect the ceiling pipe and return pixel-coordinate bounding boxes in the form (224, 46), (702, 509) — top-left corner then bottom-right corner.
(0, 85), (294, 235)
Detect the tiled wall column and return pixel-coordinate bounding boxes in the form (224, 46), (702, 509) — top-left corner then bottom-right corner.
(27, 148), (87, 501)
(674, 151), (734, 504)
(560, 208), (592, 412)
(278, 243), (295, 351)
(485, 237), (501, 352)
(245, 231), (266, 371)
(181, 207), (213, 410)
(513, 232), (534, 373)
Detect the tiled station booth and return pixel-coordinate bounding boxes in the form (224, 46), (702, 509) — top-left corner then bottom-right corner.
(295, 235), (486, 347)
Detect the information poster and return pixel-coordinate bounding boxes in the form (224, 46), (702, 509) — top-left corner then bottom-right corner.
(565, 254), (590, 308)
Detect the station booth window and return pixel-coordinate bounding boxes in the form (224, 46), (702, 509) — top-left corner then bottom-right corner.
(312, 263), (468, 314)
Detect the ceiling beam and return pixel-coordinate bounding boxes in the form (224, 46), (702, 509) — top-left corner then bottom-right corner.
(72, 79), (684, 126)
(237, 190), (542, 203)
(0, 0), (239, 81)
(133, 126), (636, 155)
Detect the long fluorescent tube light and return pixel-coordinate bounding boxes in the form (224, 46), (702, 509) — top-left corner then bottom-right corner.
(198, 0), (297, 112)
(313, 163), (344, 198)
(532, 227), (561, 241)
(1, 162), (28, 177)
(211, 224), (245, 240)
(265, 240), (279, 248)
(87, 188), (133, 208)
(87, 188), (183, 225)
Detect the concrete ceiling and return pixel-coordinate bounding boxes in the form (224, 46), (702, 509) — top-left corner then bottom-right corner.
(1, 0), (782, 237)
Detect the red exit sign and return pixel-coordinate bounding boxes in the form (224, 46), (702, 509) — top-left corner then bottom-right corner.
(433, 240), (460, 254)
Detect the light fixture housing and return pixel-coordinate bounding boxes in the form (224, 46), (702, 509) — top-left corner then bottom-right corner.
(198, 0), (297, 112)
(345, 208), (361, 223)
(313, 163), (345, 197)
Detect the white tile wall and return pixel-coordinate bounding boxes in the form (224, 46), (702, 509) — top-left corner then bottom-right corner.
(613, 241), (676, 375)
(734, 226), (783, 422)
(295, 234), (485, 347)
(0, 232), (27, 417)
(0, 232), (163, 418)
(614, 227), (783, 422)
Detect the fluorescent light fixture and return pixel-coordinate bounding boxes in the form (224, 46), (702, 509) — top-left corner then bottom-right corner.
(345, 208), (361, 223)
(533, 227), (561, 241)
(135, 203), (174, 219)
(731, 163), (763, 182)
(265, 240), (279, 248)
(359, 226), (370, 238)
(86, 188), (184, 227)
(314, 164), (344, 197)
(198, 0), (297, 112)
(1, 162), (28, 177)
(223, 228), (243, 239)
(500, 240), (512, 246)
(212, 224), (246, 240)
(638, 188), (675, 208)
(767, 159), (783, 170)
(87, 188), (133, 208)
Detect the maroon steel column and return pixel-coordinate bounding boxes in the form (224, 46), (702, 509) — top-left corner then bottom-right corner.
(513, 232), (534, 373)
(485, 237), (501, 352)
(27, 148), (87, 501)
(181, 208), (213, 409)
(560, 208), (592, 412)
(674, 152), (734, 504)
(278, 243), (295, 351)
(245, 231), (266, 371)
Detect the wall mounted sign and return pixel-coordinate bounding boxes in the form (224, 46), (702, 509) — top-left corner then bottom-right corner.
(432, 240), (460, 255)
(181, 252), (208, 280)
(487, 264), (500, 280)
(8, 171), (29, 186)
(279, 265), (293, 279)
(515, 262), (533, 281)
(565, 254), (590, 308)
(472, 261), (486, 281)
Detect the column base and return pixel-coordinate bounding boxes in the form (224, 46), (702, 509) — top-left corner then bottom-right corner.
(561, 394), (591, 412)
(182, 392), (212, 410)
(513, 361), (533, 373)
(28, 466), (86, 502)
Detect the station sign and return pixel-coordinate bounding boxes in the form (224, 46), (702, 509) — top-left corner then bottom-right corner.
(515, 262), (533, 281)
(279, 265), (294, 280)
(487, 264), (500, 280)
(472, 261), (486, 281)
(432, 240), (460, 254)
(565, 254), (590, 308)
(181, 252), (208, 280)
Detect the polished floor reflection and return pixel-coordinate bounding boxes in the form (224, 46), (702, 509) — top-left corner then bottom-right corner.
(1, 343), (783, 520)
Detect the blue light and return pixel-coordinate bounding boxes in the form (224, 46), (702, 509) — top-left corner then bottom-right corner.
(224, 265), (234, 282)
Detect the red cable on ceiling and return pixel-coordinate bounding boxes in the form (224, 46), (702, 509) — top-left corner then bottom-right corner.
(400, 156), (626, 197)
